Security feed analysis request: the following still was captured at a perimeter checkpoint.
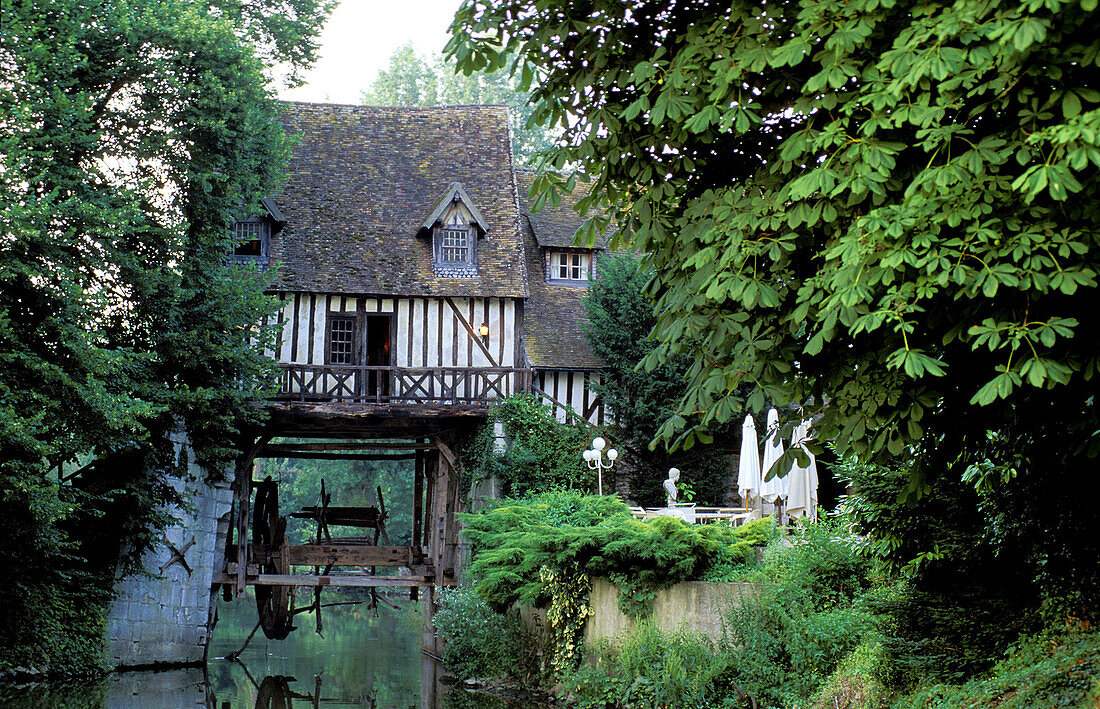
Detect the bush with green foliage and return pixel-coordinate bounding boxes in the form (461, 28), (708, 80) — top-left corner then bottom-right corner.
(465, 395), (596, 498)
(811, 639), (893, 709)
(717, 520), (878, 708)
(462, 489), (773, 618)
(432, 587), (540, 683)
(582, 253), (742, 506)
(894, 629), (1100, 709)
(563, 624), (743, 709)
(838, 455), (1056, 682)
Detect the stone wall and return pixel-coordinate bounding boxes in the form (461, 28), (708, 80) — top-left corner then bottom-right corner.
(584, 578), (757, 644)
(103, 431), (233, 668)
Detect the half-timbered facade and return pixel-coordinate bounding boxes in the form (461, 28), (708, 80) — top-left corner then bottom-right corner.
(216, 103), (612, 641)
(517, 169), (607, 424)
(250, 102), (531, 408)
(235, 101), (607, 421)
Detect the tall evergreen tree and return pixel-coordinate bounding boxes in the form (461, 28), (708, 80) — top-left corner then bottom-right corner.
(583, 253), (736, 506)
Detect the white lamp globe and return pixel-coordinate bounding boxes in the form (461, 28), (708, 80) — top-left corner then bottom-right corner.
(592, 437), (606, 451)
(582, 450), (593, 461)
(607, 449), (618, 461)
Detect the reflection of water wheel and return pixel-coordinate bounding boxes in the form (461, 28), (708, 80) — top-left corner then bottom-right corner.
(254, 675), (293, 709)
(253, 477), (294, 640)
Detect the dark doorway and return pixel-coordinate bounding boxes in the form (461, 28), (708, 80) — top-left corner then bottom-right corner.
(365, 315), (392, 399)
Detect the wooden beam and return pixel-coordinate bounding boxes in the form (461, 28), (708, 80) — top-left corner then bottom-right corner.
(290, 506), (381, 527)
(261, 441), (436, 452)
(252, 544), (424, 567)
(255, 451), (417, 461)
(429, 435), (458, 470)
(212, 572), (432, 588)
(443, 297), (500, 366)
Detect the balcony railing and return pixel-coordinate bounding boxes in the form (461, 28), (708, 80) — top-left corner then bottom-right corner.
(275, 364), (533, 406)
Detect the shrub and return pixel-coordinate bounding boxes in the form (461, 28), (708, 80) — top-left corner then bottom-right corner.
(839, 455), (1046, 683)
(466, 395), (595, 497)
(893, 628), (1100, 709)
(719, 519), (878, 707)
(811, 639), (893, 709)
(431, 587), (539, 683)
(563, 623), (742, 709)
(462, 490), (773, 616)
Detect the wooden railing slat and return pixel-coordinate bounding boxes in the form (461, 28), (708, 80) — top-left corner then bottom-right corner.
(275, 364), (533, 405)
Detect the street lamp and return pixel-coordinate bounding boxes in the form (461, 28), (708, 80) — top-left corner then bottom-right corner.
(583, 436), (618, 495)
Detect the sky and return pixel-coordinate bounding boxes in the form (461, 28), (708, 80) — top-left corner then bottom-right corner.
(279, 0), (465, 105)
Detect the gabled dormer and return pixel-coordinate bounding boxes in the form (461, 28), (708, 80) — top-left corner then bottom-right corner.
(419, 182), (489, 278)
(231, 197), (286, 267)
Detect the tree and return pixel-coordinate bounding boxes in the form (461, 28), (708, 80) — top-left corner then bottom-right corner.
(448, 0), (1100, 652)
(361, 43), (556, 164)
(583, 253), (736, 506)
(0, 0), (332, 673)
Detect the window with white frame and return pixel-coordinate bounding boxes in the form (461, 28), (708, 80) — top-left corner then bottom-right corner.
(440, 227), (471, 264)
(551, 251), (590, 281)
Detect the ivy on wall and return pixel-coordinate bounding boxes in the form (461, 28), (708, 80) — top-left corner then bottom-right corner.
(541, 565), (592, 676)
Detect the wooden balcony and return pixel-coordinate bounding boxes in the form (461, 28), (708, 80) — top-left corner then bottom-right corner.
(274, 363), (533, 407)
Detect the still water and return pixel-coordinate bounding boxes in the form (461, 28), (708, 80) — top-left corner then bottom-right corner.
(0, 590), (512, 709)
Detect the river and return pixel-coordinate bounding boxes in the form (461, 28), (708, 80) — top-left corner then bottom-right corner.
(0, 589), (514, 708)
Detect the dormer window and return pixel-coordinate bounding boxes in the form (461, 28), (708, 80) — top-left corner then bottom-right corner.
(548, 250), (593, 284)
(553, 251), (590, 281)
(232, 217), (270, 264)
(229, 199), (284, 267)
(420, 182), (490, 277)
(440, 225), (473, 265)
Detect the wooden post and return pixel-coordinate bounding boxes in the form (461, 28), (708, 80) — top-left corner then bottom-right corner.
(233, 456), (253, 598)
(431, 451), (448, 585)
(412, 446), (425, 602)
(422, 453), (434, 550)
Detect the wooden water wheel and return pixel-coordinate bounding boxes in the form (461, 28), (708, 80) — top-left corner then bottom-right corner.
(253, 477), (294, 640)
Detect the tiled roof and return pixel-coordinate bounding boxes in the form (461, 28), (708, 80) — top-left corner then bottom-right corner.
(519, 169), (609, 249)
(517, 171), (605, 370)
(267, 101), (527, 298)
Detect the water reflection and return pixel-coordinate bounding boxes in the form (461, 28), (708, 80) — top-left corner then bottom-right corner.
(0, 590), (513, 709)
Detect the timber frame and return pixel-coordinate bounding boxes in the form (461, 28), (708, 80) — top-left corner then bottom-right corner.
(220, 411), (473, 600)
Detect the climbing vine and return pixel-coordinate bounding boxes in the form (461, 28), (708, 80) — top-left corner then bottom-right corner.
(541, 565), (592, 677)
(463, 394), (597, 498)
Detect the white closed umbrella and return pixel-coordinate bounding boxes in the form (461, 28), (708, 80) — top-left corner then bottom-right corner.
(786, 421), (820, 522)
(737, 414), (762, 509)
(760, 408), (789, 504)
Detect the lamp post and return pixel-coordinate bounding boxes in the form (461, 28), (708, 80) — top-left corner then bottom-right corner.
(583, 436), (618, 495)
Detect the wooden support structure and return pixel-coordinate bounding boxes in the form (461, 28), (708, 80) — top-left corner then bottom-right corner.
(223, 416), (474, 645)
(255, 451), (418, 462)
(261, 441), (437, 453)
(214, 572), (432, 588)
(248, 543), (424, 567)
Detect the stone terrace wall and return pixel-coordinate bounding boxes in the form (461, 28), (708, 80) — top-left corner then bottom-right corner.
(104, 432), (233, 668)
(584, 578), (758, 645)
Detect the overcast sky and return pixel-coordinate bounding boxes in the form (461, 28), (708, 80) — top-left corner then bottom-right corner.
(279, 0), (465, 105)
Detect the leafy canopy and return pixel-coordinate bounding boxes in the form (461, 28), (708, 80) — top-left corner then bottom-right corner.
(0, 0), (332, 672)
(362, 42), (557, 164)
(448, 0), (1100, 466)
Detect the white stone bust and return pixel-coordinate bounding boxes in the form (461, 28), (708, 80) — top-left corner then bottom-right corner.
(664, 467), (680, 507)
